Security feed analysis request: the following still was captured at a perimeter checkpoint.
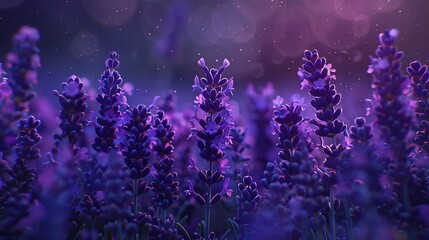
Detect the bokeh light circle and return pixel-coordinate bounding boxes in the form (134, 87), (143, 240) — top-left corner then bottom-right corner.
(71, 31), (99, 57)
(234, 0), (280, 21)
(0, 0), (24, 9)
(141, 2), (174, 39)
(309, 14), (359, 50)
(303, 0), (336, 15)
(187, 7), (219, 46)
(211, 4), (244, 40)
(82, 0), (137, 27)
(273, 12), (311, 57)
(249, 63), (265, 79)
(352, 15), (371, 37)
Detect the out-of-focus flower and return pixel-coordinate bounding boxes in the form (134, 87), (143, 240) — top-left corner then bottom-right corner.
(235, 164), (260, 230)
(0, 116), (41, 236)
(6, 26), (41, 110)
(369, 29), (426, 236)
(246, 82), (276, 172)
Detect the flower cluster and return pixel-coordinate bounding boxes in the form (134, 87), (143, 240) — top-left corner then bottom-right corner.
(227, 127), (250, 165)
(189, 58), (234, 238)
(369, 29), (414, 214)
(151, 110), (179, 216)
(298, 49), (346, 139)
(0, 116), (41, 237)
(407, 61), (429, 151)
(52, 75), (88, 152)
(260, 95), (328, 239)
(6, 26), (41, 110)
(93, 51), (126, 153)
(1, 26), (429, 240)
(0, 26), (40, 154)
(246, 83), (276, 171)
(234, 164), (260, 237)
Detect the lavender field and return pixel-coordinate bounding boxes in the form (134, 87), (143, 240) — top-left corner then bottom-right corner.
(1, 1), (429, 240)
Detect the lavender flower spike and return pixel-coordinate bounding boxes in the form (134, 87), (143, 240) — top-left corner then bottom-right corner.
(151, 110), (179, 219)
(369, 29), (417, 235)
(120, 104), (152, 215)
(52, 75), (88, 152)
(369, 29), (413, 173)
(298, 49), (345, 141)
(0, 116), (41, 236)
(406, 61), (429, 152)
(190, 57), (235, 238)
(6, 26), (41, 110)
(93, 51), (127, 152)
(235, 164), (260, 238)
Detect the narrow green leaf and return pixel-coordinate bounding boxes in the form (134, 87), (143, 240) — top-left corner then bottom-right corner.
(176, 223), (191, 240)
(228, 218), (240, 240)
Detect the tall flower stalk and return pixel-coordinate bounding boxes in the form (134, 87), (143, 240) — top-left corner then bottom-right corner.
(188, 58), (234, 238)
(298, 49), (347, 240)
(407, 61), (429, 152)
(1, 26), (40, 155)
(0, 116), (41, 237)
(120, 104), (153, 216)
(151, 110), (179, 220)
(368, 29), (414, 220)
(52, 75), (88, 153)
(93, 51), (127, 153)
(92, 52), (132, 239)
(6, 26), (41, 111)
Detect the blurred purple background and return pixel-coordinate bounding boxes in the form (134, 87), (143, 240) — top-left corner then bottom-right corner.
(0, 0), (428, 121)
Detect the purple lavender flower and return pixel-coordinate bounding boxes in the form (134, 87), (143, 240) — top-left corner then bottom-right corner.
(246, 83), (276, 172)
(189, 58), (234, 238)
(151, 110), (179, 219)
(298, 49), (348, 239)
(152, 110), (175, 157)
(0, 73), (21, 154)
(149, 216), (183, 240)
(151, 157), (179, 213)
(32, 146), (87, 240)
(298, 49), (345, 141)
(5, 26), (41, 110)
(262, 96), (328, 239)
(406, 61), (429, 152)
(369, 29), (428, 237)
(0, 116), (41, 236)
(0, 26), (41, 155)
(100, 154), (133, 238)
(227, 127), (250, 166)
(368, 30), (413, 160)
(52, 75), (88, 152)
(158, 90), (177, 115)
(234, 164), (260, 238)
(93, 51), (126, 153)
(120, 104), (153, 216)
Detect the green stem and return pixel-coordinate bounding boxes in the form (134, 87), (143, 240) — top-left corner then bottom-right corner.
(402, 179), (410, 210)
(134, 179), (139, 240)
(134, 179), (138, 215)
(329, 188), (336, 240)
(343, 198), (354, 240)
(162, 208), (167, 221)
(205, 161), (213, 238)
(323, 224), (329, 240)
(301, 220), (309, 240)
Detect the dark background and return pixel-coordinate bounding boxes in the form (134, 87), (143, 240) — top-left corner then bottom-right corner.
(1, 0), (428, 120)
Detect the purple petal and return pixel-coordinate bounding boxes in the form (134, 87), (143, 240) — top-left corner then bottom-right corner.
(222, 58), (230, 68)
(197, 58), (206, 68)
